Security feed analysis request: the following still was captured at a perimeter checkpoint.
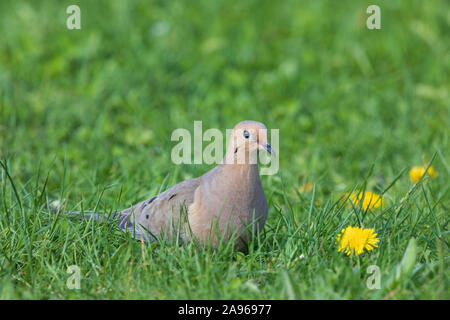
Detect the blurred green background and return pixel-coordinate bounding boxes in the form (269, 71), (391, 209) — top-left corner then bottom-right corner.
(0, 0), (448, 299)
(1, 0), (448, 190)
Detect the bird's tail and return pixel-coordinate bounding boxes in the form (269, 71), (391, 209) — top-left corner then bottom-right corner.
(45, 200), (154, 241)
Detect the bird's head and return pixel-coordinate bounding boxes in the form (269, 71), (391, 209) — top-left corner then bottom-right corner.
(224, 120), (275, 164)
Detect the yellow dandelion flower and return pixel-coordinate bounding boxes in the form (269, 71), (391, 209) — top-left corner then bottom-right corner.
(409, 166), (437, 183)
(336, 226), (379, 256)
(345, 191), (383, 211)
(298, 182), (313, 193)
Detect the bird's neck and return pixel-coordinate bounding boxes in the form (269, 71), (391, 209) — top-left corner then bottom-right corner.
(217, 162), (260, 187)
(213, 149), (262, 190)
(220, 147), (258, 166)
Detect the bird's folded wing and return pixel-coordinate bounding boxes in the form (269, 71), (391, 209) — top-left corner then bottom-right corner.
(120, 177), (202, 241)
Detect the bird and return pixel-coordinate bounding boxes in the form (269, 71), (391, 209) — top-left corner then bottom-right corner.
(50, 120), (274, 251)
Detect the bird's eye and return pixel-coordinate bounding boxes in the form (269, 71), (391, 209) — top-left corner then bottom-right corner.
(243, 130), (250, 139)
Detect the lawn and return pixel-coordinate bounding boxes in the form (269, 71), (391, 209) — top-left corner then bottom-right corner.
(0, 0), (448, 299)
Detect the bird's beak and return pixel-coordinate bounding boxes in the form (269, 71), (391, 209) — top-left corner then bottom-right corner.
(260, 142), (275, 157)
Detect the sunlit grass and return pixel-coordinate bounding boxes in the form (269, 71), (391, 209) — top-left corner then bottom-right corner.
(0, 0), (448, 299)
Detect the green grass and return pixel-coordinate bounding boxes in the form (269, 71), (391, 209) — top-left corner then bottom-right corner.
(0, 0), (449, 299)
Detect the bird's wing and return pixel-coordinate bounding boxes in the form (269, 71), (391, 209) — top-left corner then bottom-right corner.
(120, 176), (202, 242)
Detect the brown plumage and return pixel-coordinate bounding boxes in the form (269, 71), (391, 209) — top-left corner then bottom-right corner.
(55, 120), (273, 251)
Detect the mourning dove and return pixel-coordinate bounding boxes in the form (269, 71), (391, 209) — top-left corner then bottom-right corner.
(52, 121), (274, 250)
